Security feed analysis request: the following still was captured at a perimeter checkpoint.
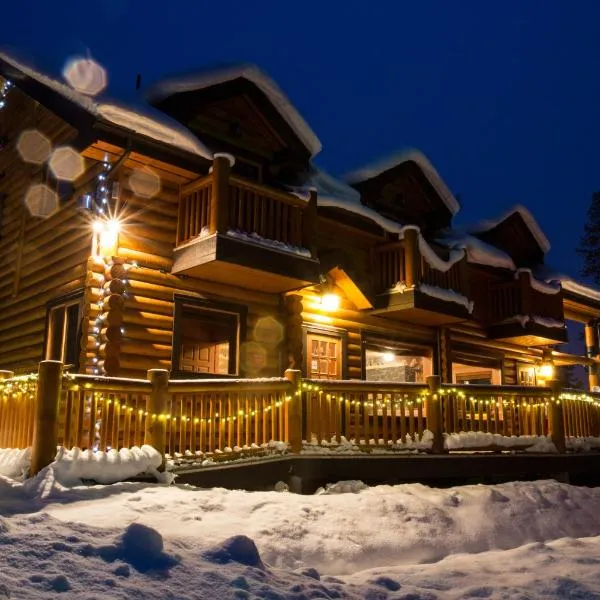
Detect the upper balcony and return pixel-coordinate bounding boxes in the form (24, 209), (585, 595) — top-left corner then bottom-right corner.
(172, 156), (320, 293)
(487, 270), (567, 345)
(371, 228), (473, 325)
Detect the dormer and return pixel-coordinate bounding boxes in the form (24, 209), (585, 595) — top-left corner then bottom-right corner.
(345, 149), (460, 234)
(469, 205), (549, 268)
(146, 65), (320, 184)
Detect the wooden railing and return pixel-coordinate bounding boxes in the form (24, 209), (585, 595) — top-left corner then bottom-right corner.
(176, 175), (212, 245)
(421, 256), (463, 294)
(373, 233), (469, 299)
(373, 242), (406, 291)
(489, 270), (564, 324)
(177, 157), (315, 255)
(302, 379), (429, 446)
(3, 362), (600, 478)
(229, 176), (305, 248)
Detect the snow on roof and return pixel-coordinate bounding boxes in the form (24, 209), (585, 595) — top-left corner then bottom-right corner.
(469, 204), (551, 254)
(534, 264), (600, 304)
(0, 52), (213, 161)
(436, 230), (516, 270)
(344, 148), (461, 216)
(146, 63), (322, 158)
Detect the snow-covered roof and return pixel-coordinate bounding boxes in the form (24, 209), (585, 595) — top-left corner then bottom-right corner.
(469, 204), (550, 254)
(436, 230), (516, 270)
(534, 264), (600, 304)
(0, 52), (213, 161)
(287, 165), (406, 232)
(344, 149), (461, 216)
(146, 64), (322, 158)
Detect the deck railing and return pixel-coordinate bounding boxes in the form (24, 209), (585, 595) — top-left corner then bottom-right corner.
(177, 157), (315, 255)
(2, 362), (600, 476)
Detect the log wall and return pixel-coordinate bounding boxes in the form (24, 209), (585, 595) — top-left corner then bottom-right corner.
(104, 167), (285, 379)
(0, 87), (91, 373)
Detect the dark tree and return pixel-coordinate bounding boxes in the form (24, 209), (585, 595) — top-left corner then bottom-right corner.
(578, 192), (600, 284)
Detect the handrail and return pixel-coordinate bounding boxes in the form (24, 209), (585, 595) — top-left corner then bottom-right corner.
(440, 383), (553, 397)
(229, 175), (307, 209)
(168, 377), (291, 394)
(181, 174), (214, 196)
(302, 379), (429, 394)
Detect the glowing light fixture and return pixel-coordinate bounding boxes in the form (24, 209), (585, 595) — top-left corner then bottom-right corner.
(320, 292), (340, 312)
(93, 218), (121, 257)
(538, 363), (554, 379)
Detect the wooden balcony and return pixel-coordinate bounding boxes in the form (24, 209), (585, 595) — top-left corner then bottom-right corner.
(172, 156), (319, 293)
(371, 229), (472, 325)
(488, 270), (567, 346)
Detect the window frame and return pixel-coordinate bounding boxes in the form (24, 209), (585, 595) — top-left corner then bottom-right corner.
(171, 295), (247, 379)
(43, 290), (85, 369)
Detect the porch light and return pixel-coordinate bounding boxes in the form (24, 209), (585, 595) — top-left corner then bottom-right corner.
(93, 218), (121, 257)
(538, 362), (554, 379)
(320, 292), (340, 312)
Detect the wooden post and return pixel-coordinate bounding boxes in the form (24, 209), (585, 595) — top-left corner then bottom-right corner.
(302, 189), (318, 258)
(209, 155), (231, 234)
(30, 360), (63, 476)
(458, 253), (471, 299)
(404, 227), (420, 288)
(518, 270), (532, 316)
(146, 369), (170, 469)
(426, 375), (444, 454)
(584, 322), (598, 390)
(285, 369), (303, 453)
(548, 379), (565, 453)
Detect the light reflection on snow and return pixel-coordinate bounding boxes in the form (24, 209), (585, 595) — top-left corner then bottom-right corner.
(16, 129), (52, 164)
(24, 183), (59, 218)
(49, 146), (85, 181)
(63, 57), (107, 96)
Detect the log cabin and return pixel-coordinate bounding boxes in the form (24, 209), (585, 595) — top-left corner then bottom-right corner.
(1, 53), (600, 395)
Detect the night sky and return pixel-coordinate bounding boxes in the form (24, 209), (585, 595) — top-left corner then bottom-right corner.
(3, 0), (600, 280)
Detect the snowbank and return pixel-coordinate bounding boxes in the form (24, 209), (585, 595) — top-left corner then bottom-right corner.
(444, 431), (557, 452)
(0, 447), (31, 480)
(52, 445), (164, 485)
(3, 473), (600, 597)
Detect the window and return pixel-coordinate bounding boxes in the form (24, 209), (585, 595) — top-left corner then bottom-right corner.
(518, 364), (537, 386)
(454, 366), (501, 385)
(364, 346), (432, 383)
(172, 298), (245, 377)
(306, 332), (342, 380)
(45, 293), (83, 367)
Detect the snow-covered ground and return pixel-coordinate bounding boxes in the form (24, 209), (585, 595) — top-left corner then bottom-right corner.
(2, 463), (600, 598)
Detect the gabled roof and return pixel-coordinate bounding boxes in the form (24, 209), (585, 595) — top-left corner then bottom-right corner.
(0, 52), (213, 162)
(146, 64), (322, 158)
(469, 204), (550, 254)
(344, 149), (461, 216)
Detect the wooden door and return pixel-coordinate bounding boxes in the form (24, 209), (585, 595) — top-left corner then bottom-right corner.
(179, 323), (231, 374)
(306, 332), (341, 380)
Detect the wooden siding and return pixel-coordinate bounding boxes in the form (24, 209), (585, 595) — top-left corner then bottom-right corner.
(0, 87), (91, 373)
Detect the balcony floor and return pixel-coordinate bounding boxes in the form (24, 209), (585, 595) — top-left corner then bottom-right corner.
(370, 287), (471, 325)
(172, 233), (320, 293)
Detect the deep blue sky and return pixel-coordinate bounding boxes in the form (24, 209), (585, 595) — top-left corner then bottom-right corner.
(3, 0), (600, 279)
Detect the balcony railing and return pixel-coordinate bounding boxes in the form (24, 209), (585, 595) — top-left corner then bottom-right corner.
(373, 231), (469, 299)
(488, 270), (564, 324)
(177, 157), (316, 256)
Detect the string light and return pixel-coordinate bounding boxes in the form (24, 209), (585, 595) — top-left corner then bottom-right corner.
(0, 79), (13, 112)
